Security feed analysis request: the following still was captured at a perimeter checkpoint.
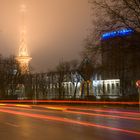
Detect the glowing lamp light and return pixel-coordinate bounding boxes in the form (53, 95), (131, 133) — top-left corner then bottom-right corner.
(136, 80), (140, 88)
(101, 28), (134, 40)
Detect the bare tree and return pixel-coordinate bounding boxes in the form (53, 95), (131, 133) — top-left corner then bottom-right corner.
(45, 60), (79, 99)
(0, 55), (22, 99)
(83, 0), (140, 66)
(82, 33), (102, 68)
(56, 61), (71, 99)
(87, 0), (140, 98)
(89, 0), (140, 31)
(78, 58), (94, 98)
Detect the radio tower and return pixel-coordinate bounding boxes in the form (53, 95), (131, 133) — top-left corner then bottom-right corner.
(16, 3), (32, 74)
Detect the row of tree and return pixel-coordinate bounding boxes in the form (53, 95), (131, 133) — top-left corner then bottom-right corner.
(0, 55), (22, 99)
(1, 0), (140, 99)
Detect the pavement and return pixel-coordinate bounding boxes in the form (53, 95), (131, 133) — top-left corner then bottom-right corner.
(0, 104), (140, 140)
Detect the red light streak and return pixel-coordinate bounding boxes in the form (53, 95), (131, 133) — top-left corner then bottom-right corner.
(1, 103), (140, 120)
(41, 105), (140, 116)
(2, 105), (140, 121)
(64, 110), (140, 121)
(63, 107), (140, 116)
(88, 109), (140, 116)
(41, 105), (140, 121)
(0, 100), (139, 105)
(0, 108), (140, 136)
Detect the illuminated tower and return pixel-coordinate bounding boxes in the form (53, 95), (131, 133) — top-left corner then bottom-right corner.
(16, 4), (32, 74)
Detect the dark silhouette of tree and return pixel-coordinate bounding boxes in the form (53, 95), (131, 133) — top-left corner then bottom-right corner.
(89, 0), (140, 31)
(0, 55), (22, 99)
(46, 60), (79, 99)
(56, 61), (69, 99)
(78, 57), (94, 98)
(80, 0), (140, 100)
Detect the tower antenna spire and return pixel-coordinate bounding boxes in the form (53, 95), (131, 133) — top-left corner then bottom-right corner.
(16, 0), (32, 74)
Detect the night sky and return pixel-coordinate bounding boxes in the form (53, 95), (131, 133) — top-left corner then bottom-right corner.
(0, 0), (91, 72)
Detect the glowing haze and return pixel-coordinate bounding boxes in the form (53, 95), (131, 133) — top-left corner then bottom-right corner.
(0, 0), (91, 72)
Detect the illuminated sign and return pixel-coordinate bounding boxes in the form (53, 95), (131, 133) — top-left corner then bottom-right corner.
(101, 28), (134, 40)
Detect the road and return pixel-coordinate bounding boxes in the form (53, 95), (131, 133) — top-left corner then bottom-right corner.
(0, 104), (140, 140)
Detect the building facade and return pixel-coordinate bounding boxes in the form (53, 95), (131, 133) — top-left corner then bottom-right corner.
(100, 28), (140, 99)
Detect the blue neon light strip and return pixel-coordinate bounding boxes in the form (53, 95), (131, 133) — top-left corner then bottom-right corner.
(101, 28), (134, 40)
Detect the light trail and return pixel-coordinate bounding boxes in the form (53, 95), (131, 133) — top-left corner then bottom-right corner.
(3, 105), (140, 121)
(0, 108), (140, 136)
(43, 106), (140, 121)
(88, 109), (140, 116)
(0, 103), (6, 106)
(0, 100), (139, 105)
(63, 110), (140, 121)
(46, 106), (67, 111)
(68, 107), (140, 116)
(1, 104), (140, 121)
(4, 105), (140, 121)
(0, 103), (31, 108)
(42, 105), (140, 116)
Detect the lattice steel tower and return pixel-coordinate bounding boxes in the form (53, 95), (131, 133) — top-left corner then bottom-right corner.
(16, 3), (32, 74)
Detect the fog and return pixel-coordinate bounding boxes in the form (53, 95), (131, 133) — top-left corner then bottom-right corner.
(0, 0), (91, 72)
